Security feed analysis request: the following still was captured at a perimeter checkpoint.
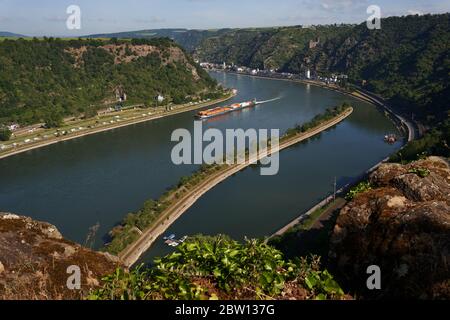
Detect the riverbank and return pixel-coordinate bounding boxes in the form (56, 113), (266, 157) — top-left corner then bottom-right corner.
(117, 107), (354, 267)
(266, 153), (394, 246)
(269, 197), (347, 241)
(0, 93), (235, 160)
(267, 197), (347, 260)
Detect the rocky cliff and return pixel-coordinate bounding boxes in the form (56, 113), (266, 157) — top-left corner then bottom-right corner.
(330, 157), (450, 299)
(0, 213), (120, 300)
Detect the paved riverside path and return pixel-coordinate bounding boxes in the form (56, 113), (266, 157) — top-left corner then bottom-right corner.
(118, 108), (354, 267)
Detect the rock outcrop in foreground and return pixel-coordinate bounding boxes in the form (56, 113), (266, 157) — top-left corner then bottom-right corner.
(0, 214), (120, 299)
(330, 157), (450, 299)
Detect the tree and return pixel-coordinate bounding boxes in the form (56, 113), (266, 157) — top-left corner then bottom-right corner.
(84, 106), (98, 119)
(44, 112), (63, 128)
(0, 128), (12, 141)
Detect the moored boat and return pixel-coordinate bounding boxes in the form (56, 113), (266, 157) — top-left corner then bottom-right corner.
(164, 235), (188, 247)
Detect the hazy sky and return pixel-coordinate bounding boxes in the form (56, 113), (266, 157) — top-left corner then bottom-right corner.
(0, 0), (449, 36)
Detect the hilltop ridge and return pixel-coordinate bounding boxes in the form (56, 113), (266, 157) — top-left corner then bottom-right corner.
(0, 38), (218, 125)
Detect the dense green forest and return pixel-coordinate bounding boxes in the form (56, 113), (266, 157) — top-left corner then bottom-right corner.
(390, 120), (450, 161)
(196, 25), (352, 71)
(0, 37), (218, 125)
(196, 14), (450, 123)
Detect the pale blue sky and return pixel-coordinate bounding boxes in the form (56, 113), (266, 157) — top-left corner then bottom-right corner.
(0, 0), (449, 36)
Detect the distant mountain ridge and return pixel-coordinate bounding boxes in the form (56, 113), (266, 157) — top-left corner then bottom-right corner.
(0, 31), (27, 37)
(85, 28), (232, 52)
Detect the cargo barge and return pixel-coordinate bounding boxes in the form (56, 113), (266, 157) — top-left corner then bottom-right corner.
(195, 99), (258, 119)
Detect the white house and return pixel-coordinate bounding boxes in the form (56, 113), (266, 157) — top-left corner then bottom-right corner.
(157, 95), (165, 103)
(7, 123), (19, 131)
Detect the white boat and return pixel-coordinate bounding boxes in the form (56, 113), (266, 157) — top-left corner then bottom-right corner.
(163, 234), (176, 240)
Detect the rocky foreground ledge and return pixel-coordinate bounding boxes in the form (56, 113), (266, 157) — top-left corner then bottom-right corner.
(0, 214), (120, 299)
(330, 157), (450, 299)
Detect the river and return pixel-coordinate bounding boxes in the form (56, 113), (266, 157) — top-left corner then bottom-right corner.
(0, 71), (402, 261)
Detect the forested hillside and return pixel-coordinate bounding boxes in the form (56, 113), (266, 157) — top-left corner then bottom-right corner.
(196, 25), (352, 71)
(196, 14), (450, 123)
(0, 38), (218, 125)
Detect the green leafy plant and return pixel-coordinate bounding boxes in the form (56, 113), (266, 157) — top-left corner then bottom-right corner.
(304, 270), (344, 300)
(90, 236), (345, 300)
(408, 167), (430, 178)
(345, 181), (373, 201)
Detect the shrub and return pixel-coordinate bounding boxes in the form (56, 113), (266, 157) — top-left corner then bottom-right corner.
(90, 235), (345, 300)
(345, 181), (373, 201)
(408, 167), (430, 178)
(0, 128), (12, 141)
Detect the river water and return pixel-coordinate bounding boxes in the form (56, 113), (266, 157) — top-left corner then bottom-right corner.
(0, 71), (402, 261)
